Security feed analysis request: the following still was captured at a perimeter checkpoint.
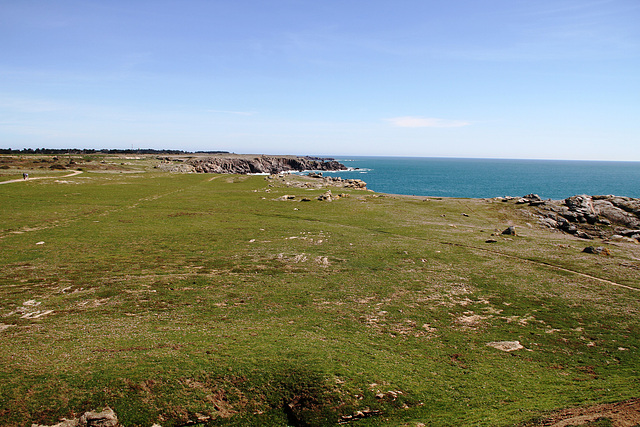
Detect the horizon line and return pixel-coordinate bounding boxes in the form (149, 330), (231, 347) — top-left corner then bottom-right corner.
(1, 148), (638, 163)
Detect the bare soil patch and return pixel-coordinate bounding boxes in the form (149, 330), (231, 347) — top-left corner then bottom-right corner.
(531, 398), (640, 426)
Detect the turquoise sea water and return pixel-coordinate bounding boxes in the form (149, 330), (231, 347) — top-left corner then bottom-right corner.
(314, 157), (640, 200)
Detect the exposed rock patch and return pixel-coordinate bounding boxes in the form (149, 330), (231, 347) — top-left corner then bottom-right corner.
(306, 173), (368, 189)
(268, 174), (367, 190)
(583, 246), (611, 255)
(486, 341), (524, 352)
(504, 194), (640, 241)
(32, 407), (118, 427)
(155, 161), (196, 173)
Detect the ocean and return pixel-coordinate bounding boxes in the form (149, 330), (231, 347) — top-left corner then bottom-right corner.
(311, 157), (640, 200)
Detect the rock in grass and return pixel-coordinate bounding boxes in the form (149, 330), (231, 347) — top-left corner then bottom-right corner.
(317, 190), (333, 201)
(32, 407), (119, 427)
(583, 246), (611, 255)
(501, 226), (517, 236)
(79, 407), (119, 427)
(486, 341), (524, 352)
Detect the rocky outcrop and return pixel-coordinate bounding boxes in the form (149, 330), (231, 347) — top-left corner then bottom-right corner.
(267, 174), (368, 191)
(591, 195), (640, 228)
(186, 156), (347, 174)
(511, 194), (640, 241)
(155, 161), (196, 173)
(320, 176), (367, 189)
(32, 407), (118, 427)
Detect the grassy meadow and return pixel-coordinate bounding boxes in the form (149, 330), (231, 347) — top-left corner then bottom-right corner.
(1, 155), (639, 426)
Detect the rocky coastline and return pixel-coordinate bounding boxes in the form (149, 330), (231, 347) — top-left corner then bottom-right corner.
(157, 155), (639, 242)
(504, 193), (640, 242)
(157, 155), (347, 174)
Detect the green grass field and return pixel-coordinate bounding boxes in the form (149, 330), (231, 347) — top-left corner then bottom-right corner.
(1, 158), (639, 426)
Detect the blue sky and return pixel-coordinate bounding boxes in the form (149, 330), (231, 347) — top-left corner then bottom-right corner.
(1, 0), (639, 160)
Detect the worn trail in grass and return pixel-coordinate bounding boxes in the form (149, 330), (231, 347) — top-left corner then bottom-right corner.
(1, 170), (639, 426)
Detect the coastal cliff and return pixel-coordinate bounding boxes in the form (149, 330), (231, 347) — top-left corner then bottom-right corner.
(157, 155), (347, 174)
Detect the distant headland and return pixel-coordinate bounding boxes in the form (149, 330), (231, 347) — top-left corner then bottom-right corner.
(157, 154), (347, 174)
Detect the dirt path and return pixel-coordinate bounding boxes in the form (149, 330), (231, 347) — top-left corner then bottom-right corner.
(0, 170), (83, 184)
(532, 397), (640, 426)
(444, 241), (640, 292)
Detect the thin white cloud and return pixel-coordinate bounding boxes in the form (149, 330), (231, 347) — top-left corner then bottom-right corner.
(386, 116), (471, 128)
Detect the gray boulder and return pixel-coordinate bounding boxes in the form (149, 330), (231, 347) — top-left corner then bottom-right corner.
(539, 218), (558, 229)
(592, 199), (640, 229)
(575, 231), (594, 240)
(79, 408), (118, 427)
(523, 194), (542, 201)
(583, 246), (611, 255)
(501, 226), (517, 236)
(565, 195), (595, 214)
(318, 190), (333, 201)
(563, 195), (598, 224)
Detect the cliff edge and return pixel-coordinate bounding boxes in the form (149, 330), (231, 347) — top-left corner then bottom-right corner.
(157, 155), (347, 174)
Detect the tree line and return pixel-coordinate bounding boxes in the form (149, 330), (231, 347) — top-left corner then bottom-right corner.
(0, 148), (229, 155)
